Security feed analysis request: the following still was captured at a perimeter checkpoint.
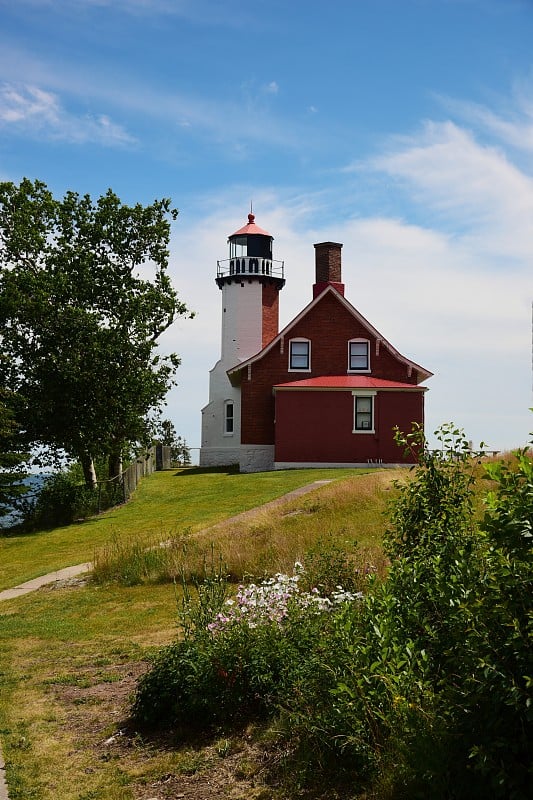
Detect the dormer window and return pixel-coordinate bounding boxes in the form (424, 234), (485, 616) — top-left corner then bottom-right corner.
(348, 339), (370, 372)
(289, 338), (311, 371)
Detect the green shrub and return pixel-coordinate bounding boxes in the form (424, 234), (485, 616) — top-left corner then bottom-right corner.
(132, 563), (364, 737)
(441, 446), (532, 798)
(24, 471), (98, 528)
(300, 536), (376, 596)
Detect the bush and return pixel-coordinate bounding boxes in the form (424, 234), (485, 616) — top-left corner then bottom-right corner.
(443, 447), (532, 798)
(24, 471), (98, 528)
(132, 562), (363, 736)
(299, 536), (377, 596)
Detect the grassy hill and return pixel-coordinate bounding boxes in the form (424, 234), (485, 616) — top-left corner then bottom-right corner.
(0, 466), (391, 800)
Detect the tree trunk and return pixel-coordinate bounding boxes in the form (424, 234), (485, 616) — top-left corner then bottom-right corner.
(108, 450), (122, 481)
(80, 455), (97, 490)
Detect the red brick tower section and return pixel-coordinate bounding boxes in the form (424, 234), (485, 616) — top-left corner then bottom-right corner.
(313, 241), (345, 298)
(261, 282), (280, 347)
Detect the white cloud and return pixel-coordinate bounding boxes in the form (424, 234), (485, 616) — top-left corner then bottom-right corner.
(265, 81), (279, 95)
(0, 39), (304, 153)
(438, 88), (533, 154)
(0, 82), (136, 146)
(369, 120), (533, 263)
(0, 83), (60, 124)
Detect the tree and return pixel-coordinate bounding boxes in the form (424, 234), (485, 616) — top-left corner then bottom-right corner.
(174, 436), (192, 467)
(0, 179), (192, 488)
(156, 418), (192, 466)
(0, 385), (29, 519)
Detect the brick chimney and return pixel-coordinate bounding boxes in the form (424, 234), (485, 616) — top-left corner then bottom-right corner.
(313, 241), (345, 298)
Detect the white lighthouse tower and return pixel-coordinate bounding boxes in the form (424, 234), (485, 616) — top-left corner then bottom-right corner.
(200, 213), (285, 468)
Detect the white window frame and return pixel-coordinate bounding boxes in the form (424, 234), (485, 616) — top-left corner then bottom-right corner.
(224, 400), (234, 436)
(348, 338), (370, 373)
(288, 338), (311, 372)
(352, 390), (376, 434)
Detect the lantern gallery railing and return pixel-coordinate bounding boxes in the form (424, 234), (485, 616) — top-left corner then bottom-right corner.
(217, 257), (285, 280)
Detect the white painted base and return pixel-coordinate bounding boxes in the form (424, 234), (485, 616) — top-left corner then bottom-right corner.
(239, 445), (275, 473)
(199, 447), (241, 468)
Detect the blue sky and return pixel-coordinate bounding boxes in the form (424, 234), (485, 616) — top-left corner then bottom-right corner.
(1, 0), (532, 457)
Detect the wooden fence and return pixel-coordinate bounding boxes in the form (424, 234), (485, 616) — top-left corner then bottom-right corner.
(120, 444), (172, 502)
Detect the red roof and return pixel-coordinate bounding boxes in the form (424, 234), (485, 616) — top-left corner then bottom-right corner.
(230, 213), (271, 238)
(274, 376), (427, 390)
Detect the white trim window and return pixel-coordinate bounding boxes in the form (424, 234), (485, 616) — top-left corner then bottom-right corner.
(289, 338), (311, 371)
(348, 338), (370, 372)
(224, 400), (234, 435)
(353, 391), (376, 433)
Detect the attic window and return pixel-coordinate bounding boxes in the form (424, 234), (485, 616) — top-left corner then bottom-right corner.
(289, 338), (311, 371)
(348, 339), (370, 372)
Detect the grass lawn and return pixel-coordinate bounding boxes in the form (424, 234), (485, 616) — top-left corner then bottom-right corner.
(0, 582), (181, 800)
(0, 466), (368, 591)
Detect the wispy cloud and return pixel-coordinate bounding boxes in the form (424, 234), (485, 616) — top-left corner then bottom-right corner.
(0, 40), (304, 154)
(367, 120), (533, 263)
(1, 0), (254, 26)
(437, 87), (533, 154)
(264, 81), (279, 95)
(0, 82), (136, 146)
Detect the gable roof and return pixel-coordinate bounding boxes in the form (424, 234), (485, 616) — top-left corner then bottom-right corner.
(227, 284), (433, 384)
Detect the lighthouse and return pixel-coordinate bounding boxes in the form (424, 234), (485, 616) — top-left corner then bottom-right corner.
(200, 213), (285, 468)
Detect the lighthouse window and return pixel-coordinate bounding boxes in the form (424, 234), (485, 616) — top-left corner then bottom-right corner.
(230, 237), (247, 258)
(224, 401), (234, 435)
(289, 339), (311, 371)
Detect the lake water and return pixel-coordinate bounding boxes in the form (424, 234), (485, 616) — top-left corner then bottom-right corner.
(0, 474), (47, 529)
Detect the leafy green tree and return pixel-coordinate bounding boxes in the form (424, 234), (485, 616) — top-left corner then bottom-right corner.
(0, 178), (193, 488)
(156, 418), (192, 466)
(0, 386), (28, 519)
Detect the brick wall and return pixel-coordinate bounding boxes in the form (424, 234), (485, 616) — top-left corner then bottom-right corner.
(261, 282), (280, 347)
(239, 289), (424, 446)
